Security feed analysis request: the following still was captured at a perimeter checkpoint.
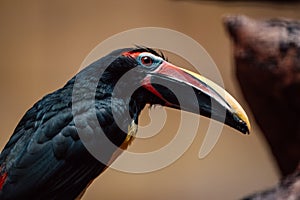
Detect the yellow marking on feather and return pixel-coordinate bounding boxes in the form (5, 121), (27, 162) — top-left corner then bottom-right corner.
(121, 120), (137, 150)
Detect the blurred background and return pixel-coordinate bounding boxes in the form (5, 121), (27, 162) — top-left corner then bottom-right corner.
(0, 1), (299, 199)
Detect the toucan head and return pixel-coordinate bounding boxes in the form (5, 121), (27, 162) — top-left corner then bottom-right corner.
(92, 47), (250, 135)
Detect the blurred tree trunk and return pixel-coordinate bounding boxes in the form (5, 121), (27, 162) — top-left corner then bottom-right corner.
(224, 15), (300, 200)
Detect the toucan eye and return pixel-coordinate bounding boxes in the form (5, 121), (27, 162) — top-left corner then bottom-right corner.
(137, 52), (163, 69)
(141, 56), (153, 66)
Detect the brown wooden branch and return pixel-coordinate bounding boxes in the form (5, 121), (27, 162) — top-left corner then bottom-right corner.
(224, 15), (300, 199)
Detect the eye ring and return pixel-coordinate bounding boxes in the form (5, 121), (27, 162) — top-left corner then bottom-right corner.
(137, 52), (163, 69)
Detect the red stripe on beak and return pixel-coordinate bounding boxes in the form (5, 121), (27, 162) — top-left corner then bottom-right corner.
(141, 75), (174, 107)
(144, 61), (229, 111)
(153, 62), (211, 94)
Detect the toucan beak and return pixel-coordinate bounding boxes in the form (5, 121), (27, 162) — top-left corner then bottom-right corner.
(142, 61), (250, 134)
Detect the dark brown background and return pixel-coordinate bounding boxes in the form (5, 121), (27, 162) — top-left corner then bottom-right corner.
(0, 1), (299, 199)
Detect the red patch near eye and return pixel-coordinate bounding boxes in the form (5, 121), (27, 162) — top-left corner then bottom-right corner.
(122, 52), (140, 58)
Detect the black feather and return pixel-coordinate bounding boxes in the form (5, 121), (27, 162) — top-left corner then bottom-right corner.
(0, 48), (139, 199)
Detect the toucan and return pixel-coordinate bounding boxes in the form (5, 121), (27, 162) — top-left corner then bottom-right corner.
(0, 47), (250, 199)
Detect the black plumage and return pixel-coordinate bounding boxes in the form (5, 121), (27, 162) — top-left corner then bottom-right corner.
(0, 47), (250, 199)
(0, 48), (141, 199)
